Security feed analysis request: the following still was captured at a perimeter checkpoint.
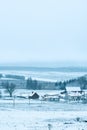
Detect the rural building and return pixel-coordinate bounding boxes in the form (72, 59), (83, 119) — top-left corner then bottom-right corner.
(28, 92), (39, 99)
(42, 94), (60, 101)
(66, 86), (83, 101)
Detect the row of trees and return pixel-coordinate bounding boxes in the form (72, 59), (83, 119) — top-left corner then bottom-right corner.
(55, 76), (87, 90)
(0, 74), (25, 80)
(5, 74), (25, 80)
(26, 78), (41, 90)
(55, 81), (66, 90)
(2, 78), (41, 97)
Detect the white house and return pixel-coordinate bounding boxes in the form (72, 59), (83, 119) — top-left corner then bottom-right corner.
(65, 86), (83, 101)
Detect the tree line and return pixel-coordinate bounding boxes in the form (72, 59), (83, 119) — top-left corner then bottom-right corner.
(26, 78), (41, 90)
(55, 76), (87, 90)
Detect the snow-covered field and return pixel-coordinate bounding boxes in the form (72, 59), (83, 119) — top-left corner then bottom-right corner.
(0, 70), (87, 82)
(0, 68), (87, 130)
(0, 96), (87, 130)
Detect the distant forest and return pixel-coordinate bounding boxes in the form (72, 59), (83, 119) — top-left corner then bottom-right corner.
(0, 74), (87, 90)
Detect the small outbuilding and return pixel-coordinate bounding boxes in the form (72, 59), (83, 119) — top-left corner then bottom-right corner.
(28, 92), (39, 99)
(42, 94), (60, 101)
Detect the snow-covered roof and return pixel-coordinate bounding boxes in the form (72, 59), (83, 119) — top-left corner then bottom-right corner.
(0, 78), (17, 81)
(66, 87), (81, 91)
(68, 92), (82, 97)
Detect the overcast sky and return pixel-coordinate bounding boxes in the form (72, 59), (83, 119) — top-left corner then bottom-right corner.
(0, 0), (87, 67)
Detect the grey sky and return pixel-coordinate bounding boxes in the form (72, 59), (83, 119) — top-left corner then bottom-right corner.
(0, 0), (87, 66)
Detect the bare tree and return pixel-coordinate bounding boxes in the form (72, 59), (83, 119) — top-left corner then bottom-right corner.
(4, 82), (16, 97)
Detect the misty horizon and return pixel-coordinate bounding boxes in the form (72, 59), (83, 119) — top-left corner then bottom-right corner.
(0, 61), (87, 68)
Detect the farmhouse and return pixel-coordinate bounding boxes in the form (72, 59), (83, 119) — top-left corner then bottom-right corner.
(66, 86), (83, 101)
(42, 94), (60, 101)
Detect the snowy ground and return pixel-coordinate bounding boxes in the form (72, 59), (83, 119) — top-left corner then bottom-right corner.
(0, 98), (87, 130)
(1, 70), (87, 82)
(0, 69), (87, 129)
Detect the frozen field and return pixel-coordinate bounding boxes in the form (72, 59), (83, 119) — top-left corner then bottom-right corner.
(0, 98), (87, 130)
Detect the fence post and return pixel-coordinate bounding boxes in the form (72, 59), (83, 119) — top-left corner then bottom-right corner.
(13, 95), (15, 106)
